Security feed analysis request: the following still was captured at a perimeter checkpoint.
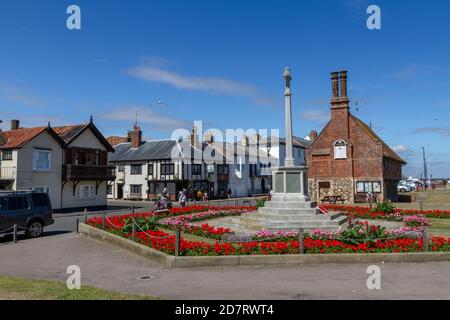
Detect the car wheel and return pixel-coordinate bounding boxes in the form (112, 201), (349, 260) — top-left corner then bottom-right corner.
(26, 221), (44, 238)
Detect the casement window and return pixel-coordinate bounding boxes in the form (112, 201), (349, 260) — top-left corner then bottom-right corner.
(31, 186), (50, 194)
(356, 181), (381, 193)
(130, 164), (142, 175)
(1, 150), (12, 161)
(217, 164), (229, 175)
(76, 185), (95, 200)
(130, 184), (142, 194)
(33, 150), (52, 171)
(148, 163), (154, 176)
(191, 164), (202, 175)
(117, 163), (125, 172)
(333, 140), (347, 159)
(161, 163), (174, 175)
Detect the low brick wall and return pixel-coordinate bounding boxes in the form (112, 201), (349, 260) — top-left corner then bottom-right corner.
(80, 223), (450, 269)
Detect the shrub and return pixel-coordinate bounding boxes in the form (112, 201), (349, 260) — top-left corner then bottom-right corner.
(256, 199), (266, 208)
(372, 201), (396, 214)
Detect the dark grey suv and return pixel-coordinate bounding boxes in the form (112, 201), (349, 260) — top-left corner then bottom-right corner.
(0, 191), (54, 238)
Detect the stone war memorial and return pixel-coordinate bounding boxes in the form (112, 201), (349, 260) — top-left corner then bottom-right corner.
(232, 68), (348, 231)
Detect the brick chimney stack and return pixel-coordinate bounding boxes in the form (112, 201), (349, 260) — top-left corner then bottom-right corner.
(340, 70), (348, 98)
(309, 130), (318, 142)
(330, 70), (350, 109)
(204, 131), (214, 144)
(190, 126), (200, 149)
(128, 124), (142, 148)
(11, 119), (20, 130)
(330, 70), (350, 140)
(331, 72), (339, 100)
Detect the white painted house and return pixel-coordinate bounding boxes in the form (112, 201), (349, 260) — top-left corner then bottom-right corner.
(107, 125), (309, 201)
(0, 119), (115, 211)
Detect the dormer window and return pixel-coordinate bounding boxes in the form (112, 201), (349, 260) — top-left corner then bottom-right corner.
(333, 140), (347, 159)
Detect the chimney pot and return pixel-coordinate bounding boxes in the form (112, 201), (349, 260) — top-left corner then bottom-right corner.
(11, 119), (20, 130)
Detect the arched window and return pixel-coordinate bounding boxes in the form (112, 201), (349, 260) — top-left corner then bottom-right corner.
(333, 140), (347, 159)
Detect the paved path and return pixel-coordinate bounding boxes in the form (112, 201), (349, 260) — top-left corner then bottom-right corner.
(1, 232), (450, 299)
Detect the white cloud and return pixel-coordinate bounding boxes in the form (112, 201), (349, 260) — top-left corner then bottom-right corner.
(299, 110), (330, 122)
(392, 145), (409, 153)
(101, 106), (191, 131)
(126, 60), (273, 106)
(413, 126), (450, 137)
(0, 81), (47, 108)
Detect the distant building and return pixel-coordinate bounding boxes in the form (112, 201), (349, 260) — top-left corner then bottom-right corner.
(306, 71), (406, 203)
(0, 118), (115, 211)
(108, 125), (309, 201)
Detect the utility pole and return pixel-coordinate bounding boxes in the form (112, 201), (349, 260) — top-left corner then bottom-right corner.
(421, 147), (428, 189)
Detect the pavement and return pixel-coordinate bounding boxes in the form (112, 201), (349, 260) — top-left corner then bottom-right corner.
(1, 231), (450, 299)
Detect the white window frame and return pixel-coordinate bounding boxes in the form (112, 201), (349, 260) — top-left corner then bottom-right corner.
(76, 185), (95, 200)
(333, 140), (348, 160)
(33, 149), (52, 171)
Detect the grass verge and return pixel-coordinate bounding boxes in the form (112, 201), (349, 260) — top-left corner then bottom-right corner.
(0, 277), (160, 300)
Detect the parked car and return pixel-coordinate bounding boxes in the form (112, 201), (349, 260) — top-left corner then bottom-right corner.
(404, 181), (418, 191)
(0, 191), (54, 238)
(397, 183), (412, 193)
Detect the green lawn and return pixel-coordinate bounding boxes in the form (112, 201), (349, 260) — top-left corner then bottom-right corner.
(0, 277), (160, 300)
(429, 218), (450, 238)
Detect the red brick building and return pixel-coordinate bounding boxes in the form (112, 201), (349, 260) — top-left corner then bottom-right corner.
(306, 71), (406, 203)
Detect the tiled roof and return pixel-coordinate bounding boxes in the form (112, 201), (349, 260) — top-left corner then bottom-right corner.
(109, 140), (178, 162)
(0, 122), (113, 152)
(0, 127), (47, 149)
(106, 136), (129, 147)
(351, 115), (406, 164)
(53, 124), (88, 143)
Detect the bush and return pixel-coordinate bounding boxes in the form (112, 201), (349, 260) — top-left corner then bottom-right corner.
(123, 215), (159, 233)
(336, 221), (389, 245)
(373, 201), (396, 214)
(256, 199), (266, 208)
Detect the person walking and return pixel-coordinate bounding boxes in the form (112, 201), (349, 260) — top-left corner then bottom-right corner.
(179, 191), (187, 208)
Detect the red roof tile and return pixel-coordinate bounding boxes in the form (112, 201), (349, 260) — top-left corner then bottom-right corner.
(53, 124), (87, 143)
(0, 127), (47, 149)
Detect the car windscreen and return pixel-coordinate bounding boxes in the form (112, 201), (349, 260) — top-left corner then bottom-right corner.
(31, 193), (50, 207)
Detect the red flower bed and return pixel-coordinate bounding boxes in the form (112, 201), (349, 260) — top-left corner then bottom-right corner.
(90, 223), (450, 256)
(321, 204), (450, 219)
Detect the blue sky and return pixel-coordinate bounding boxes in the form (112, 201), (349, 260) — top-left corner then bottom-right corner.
(0, 0), (449, 177)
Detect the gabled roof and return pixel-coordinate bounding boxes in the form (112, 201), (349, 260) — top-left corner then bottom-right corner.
(53, 122), (115, 152)
(351, 115), (406, 164)
(0, 122), (114, 152)
(0, 126), (65, 150)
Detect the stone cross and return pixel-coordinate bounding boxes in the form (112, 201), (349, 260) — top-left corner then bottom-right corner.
(284, 67), (294, 167)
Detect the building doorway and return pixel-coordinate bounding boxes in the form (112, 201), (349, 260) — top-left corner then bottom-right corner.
(117, 184), (123, 199)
